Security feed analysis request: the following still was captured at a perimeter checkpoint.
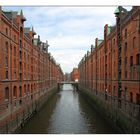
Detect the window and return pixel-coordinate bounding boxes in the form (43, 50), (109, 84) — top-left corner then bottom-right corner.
(5, 42), (8, 53)
(20, 51), (22, 60)
(130, 56), (133, 66)
(136, 94), (140, 105)
(130, 92), (133, 103)
(14, 71), (16, 79)
(125, 29), (127, 39)
(13, 86), (17, 98)
(14, 59), (16, 68)
(24, 85), (26, 94)
(113, 38), (115, 45)
(14, 46), (16, 56)
(136, 54), (140, 65)
(20, 40), (22, 48)
(6, 70), (8, 79)
(5, 87), (9, 101)
(19, 86), (22, 97)
(5, 57), (8, 67)
(19, 62), (22, 70)
(124, 42), (127, 55)
(133, 37), (136, 48)
(6, 28), (8, 35)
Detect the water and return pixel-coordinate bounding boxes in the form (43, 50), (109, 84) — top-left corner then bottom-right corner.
(18, 84), (117, 134)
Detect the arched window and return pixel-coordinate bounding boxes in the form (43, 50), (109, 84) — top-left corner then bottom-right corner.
(133, 37), (136, 48)
(6, 70), (8, 79)
(136, 93), (140, 105)
(19, 86), (22, 97)
(5, 87), (9, 101)
(130, 92), (133, 103)
(130, 56), (133, 66)
(136, 54), (140, 65)
(24, 85), (26, 94)
(13, 86), (17, 98)
(28, 84), (30, 93)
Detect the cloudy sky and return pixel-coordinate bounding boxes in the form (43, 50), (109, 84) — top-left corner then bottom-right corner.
(3, 6), (131, 73)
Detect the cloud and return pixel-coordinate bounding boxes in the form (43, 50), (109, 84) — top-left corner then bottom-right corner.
(50, 49), (86, 72)
(2, 6), (132, 73)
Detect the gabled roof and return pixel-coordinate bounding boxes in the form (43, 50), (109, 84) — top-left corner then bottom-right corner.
(3, 11), (18, 21)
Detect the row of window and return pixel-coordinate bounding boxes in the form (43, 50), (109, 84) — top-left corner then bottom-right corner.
(113, 86), (140, 104)
(124, 54), (140, 66)
(5, 84), (35, 101)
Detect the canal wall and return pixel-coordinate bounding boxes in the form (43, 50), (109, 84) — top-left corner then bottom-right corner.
(0, 86), (58, 134)
(79, 86), (140, 134)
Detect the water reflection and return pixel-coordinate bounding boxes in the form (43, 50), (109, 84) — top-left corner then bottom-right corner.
(19, 84), (117, 134)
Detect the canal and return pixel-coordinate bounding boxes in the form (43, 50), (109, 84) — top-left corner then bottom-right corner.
(18, 84), (118, 134)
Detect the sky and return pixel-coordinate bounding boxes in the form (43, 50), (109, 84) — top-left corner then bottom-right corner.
(2, 6), (132, 73)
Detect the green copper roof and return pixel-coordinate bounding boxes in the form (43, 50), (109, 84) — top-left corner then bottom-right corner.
(114, 7), (120, 14)
(97, 39), (103, 46)
(107, 26), (111, 35)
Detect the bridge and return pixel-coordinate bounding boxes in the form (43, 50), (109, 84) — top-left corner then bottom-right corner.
(57, 81), (79, 91)
(59, 81), (79, 84)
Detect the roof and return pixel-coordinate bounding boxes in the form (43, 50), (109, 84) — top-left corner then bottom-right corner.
(114, 7), (120, 15)
(3, 11), (18, 20)
(24, 27), (30, 33)
(97, 39), (104, 46)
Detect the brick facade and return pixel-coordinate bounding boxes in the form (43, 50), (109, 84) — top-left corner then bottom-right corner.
(78, 6), (140, 117)
(0, 7), (63, 131)
(71, 68), (79, 82)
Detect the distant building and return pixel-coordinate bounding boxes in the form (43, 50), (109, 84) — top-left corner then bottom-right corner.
(64, 73), (71, 82)
(71, 68), (79, 82)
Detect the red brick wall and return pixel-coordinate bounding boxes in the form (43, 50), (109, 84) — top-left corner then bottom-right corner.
(78, 7), (140, 105)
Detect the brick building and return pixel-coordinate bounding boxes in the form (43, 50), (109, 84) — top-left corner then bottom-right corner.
(70, 68), (79, 82)
(0, 6), (63, 133)
(78, 6), (140, 117)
